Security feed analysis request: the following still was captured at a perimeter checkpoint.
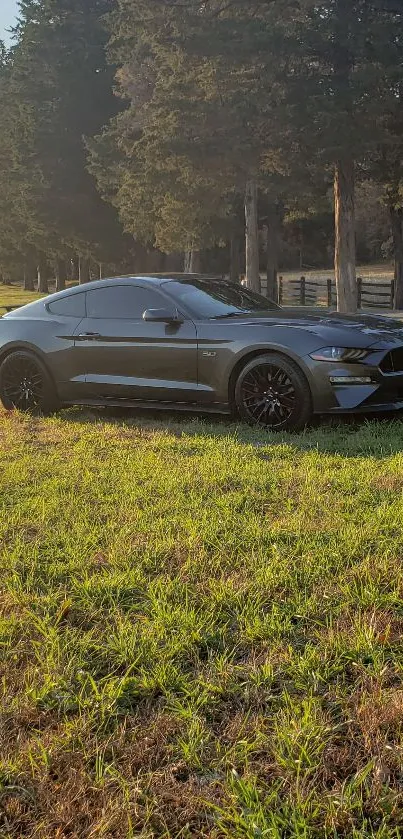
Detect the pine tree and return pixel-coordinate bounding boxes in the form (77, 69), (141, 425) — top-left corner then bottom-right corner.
(0, 43), (44, 284)
(2, 0), (130, 281)
(90, 0), (298, 287)
(284, 0), (403, 310)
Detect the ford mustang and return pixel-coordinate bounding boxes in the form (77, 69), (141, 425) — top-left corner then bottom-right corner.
(1, 273), (403, 431)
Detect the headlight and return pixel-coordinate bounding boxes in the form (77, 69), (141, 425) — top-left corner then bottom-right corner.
(310, 347), (369, 362)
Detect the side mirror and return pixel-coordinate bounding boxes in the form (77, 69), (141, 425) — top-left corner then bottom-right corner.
(143, 307), (183, 324)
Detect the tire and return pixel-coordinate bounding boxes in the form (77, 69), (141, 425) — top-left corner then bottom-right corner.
(0, 350), (59, 415)
(234, 353), (312, 432)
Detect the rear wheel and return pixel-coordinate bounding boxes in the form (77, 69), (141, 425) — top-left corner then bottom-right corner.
(0, 351), (59, 415)
(235, 353), (312, 432)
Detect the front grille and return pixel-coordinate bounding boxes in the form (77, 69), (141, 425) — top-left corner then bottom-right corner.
(380, 348), (403, 373)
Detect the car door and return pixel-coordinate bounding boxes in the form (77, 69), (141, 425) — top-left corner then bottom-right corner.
(74, 283), (199, 402)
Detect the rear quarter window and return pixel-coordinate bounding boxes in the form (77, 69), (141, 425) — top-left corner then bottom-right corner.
(48, 294), (86, 318)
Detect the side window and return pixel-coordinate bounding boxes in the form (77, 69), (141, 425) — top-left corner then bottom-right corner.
(86, 286), (166, 319)
(48, 293), (86, 318)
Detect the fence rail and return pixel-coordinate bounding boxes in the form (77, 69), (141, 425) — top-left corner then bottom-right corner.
(259, 276), (396, 309)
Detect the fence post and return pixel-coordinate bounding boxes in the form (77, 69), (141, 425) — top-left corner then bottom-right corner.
(327, 278), (332, 308)
(357, 277), (362, 309)
(278, 275), (283, 306)
(391, 279), (395, 309)
(300, 276), (306, 307)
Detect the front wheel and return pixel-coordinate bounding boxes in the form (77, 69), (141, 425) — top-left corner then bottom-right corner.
(234, 353), (312, 432)
(0, 351), (59, 415)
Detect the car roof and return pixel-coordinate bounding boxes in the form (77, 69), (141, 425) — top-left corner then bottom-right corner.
(46, 273), (224, 301)
(127, 273), (224, 281)
(3, 273), (227, 317)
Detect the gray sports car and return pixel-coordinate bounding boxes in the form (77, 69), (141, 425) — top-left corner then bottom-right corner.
(1, 273), (403, 431)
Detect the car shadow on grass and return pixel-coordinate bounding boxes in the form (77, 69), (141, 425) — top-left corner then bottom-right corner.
(63, 405), (403, 458)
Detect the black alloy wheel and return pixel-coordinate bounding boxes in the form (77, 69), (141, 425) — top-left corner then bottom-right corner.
(0, 351), (58, 415)
(235, 353), (312, 431)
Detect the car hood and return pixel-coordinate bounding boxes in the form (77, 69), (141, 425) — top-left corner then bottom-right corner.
(214, 309), (403, 346)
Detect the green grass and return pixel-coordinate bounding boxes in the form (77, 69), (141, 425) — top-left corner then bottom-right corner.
(0, 286), (43, 311)
(0, 281), (77, 312)
(1, 406), (403, 837)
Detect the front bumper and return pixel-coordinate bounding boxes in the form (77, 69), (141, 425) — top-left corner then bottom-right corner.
(306, 347), (403, 414)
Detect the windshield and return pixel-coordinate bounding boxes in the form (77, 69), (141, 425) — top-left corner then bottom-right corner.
(163, 279), (280, 319)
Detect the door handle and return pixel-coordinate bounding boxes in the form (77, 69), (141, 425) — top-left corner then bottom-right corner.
(77, 332), (101, 339)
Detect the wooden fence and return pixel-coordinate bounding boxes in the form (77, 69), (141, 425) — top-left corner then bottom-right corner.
(260, 276), (395, 309)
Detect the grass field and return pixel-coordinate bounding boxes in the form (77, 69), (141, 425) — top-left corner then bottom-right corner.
(0, 286), (44, 311)
(1, 404), (403, 837)
(1, 279), (403, 836)
(282, 264), (395, 283)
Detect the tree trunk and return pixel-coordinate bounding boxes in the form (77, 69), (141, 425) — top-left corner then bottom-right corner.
(266, 204), (281, 302)
(158, 252), (167, 272)
(230, 233), (241, 284)
(390, 207), (403, 310)
(79, 256), (91, 284)
(56, 259), (67, 292)
(23, 263), (36, 291)
(166, 252), (183, 272)
(245, 180), (260, 292)
(184, 248), (201, 273)
(334, 158), (357, 313)
(299, 238), (304, 272)
(71, 257), (79, 282)
(37, 259), (49, 294)
(190, 250), (201, 273)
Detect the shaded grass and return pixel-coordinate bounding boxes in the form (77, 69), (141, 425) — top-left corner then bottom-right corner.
(1, 408), (403, 837)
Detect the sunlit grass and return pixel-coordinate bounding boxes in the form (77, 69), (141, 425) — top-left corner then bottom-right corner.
(0, 282), (78, 313)
(283, 263), (394, 283)
(1, 405), (403, 836)
(0, 285), (44, 311)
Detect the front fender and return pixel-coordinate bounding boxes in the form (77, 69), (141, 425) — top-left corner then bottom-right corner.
(224, 342), (317, 401)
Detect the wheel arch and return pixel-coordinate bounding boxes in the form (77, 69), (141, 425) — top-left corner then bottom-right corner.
(0, 343), (58, 392)
(228, 346), (313, 410)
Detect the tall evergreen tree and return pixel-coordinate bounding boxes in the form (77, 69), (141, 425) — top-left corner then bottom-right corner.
(98, 0), (403, 310)
(283, 0), (403, 310)
(0, 41), (45, 286)
(89, 0), (299, 288)
(2, 0), (403, 305)
(1, 0), (130, 284)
